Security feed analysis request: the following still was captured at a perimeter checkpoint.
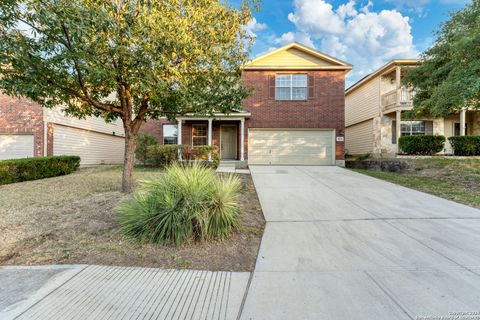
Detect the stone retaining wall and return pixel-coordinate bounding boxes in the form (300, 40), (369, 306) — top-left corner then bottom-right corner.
(346, 160), (409, 173)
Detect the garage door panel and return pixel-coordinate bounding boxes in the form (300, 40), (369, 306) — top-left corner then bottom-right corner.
(250, 148), (331, 158)
(248, 129), (334, 165)
(0, 134), (34, 160)
(54, 125), (124, 165)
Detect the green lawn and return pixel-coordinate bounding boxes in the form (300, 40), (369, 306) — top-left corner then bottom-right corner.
(351, 158), (480, 209)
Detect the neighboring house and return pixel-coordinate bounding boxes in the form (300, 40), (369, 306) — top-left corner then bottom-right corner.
(0, 94), (125, 165)
(139, 42), (352, 166)
(345, 59), (480, 156)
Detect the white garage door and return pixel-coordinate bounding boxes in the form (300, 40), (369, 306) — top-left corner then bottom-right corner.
(248, 129), (335, 165)
(53, 125), (125, 165)
(0, 134), (34, 160)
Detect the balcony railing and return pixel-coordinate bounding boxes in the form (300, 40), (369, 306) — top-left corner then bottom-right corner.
(381, 87), (414, 111)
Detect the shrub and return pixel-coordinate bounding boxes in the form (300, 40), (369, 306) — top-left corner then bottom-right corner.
(183, 145), (220, 168)
(146, 144), (220, 168)
(146, 144), (178, 167)
(135, 134), (157, 166)
(448, 136), (480, 156)
(118, 163), (241, 246)
(0, 156), (80, 185)
(356, 153), (371, 161)
(399, 135), (445, 155)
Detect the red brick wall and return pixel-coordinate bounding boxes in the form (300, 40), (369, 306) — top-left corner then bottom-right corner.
(139, 119), (240, 158)
(0, 94), (45, 156)
(139, 70), (346, 162)
(242, 70), (346, 160)
(138, 119), (166, 144)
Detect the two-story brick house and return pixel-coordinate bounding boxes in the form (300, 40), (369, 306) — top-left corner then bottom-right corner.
(140, 42), (352, 166)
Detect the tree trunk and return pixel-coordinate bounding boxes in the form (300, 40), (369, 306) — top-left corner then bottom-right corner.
(122, 128), (137, 193)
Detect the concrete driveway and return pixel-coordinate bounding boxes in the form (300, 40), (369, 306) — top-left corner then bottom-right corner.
(241, 166), (480, 320)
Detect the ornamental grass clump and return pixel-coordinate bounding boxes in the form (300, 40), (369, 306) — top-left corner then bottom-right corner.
(118, 163), (241, 246)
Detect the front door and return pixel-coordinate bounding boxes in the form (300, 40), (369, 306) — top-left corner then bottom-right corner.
(454, 122), (468, 136)
(220, 125), (237, 159)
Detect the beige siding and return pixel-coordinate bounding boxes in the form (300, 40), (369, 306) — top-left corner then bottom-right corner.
(345, 120), (374, 155)
(248, 129), (335, 165)
(53, 125), (125, 165)
(345, 78), (381, 127)
(249, 48), (335, 68)
(45, 107), (125, 137)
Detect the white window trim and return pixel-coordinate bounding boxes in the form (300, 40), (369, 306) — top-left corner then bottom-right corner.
(275, 74), (307, 101)
(400, 120), (428, 136)
(192, 124), (208, 146)
(163, 124), (178, 144)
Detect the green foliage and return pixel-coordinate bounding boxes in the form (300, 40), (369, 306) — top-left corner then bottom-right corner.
(0, 156), (80, 185)
(0, 0), (254, 119)
(403, 0), (480, 116)
(146, 144), (220, 167)
(146, 145), (178, 167)
(118, 163), (241, 246)
(183, 146), (220, 168)
(399, 135), (446, 155)
(136, 134), (157, 166)
(448, 136), (480, 156)
(356, 153), (372, 161)
(0, 0), (255, 191)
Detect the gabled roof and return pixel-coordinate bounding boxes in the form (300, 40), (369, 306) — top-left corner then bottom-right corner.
(244, 42), (352, 71)
(345, 59), (420, 95)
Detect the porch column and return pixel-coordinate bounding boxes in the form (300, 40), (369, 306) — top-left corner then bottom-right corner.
(177, 118), (182, 161)
(460, 108), (466, 136)
(208, 118), (213, 161)
(240, 118), (245, 161)
(396, 110), (401, 147)
(395, 66), (401, 89)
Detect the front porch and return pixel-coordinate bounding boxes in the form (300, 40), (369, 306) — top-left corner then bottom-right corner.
(176, 112), (250, 161)
(377, 109), (480, 155)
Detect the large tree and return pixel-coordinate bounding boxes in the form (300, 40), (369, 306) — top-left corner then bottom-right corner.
(0, 0), (254, 192)
(403, 0), (480, 117)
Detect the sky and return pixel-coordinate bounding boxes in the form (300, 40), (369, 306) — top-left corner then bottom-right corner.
(239, 0), (469, 86)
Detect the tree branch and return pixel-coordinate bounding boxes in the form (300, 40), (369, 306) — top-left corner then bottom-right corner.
(132, 95), (149, 131)
(59, 22), (123, 115)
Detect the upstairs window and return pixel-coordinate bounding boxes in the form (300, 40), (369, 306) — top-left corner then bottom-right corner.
(275, 74), (308, 100)
(163, 124), (178, 144)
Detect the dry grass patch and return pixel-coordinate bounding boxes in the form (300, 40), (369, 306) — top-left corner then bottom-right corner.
(0, 166), (265, 271)
(352, 158), (480, 208)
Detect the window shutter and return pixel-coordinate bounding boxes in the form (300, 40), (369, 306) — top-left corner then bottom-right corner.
(269, 75), (275, 99)
(392, 121), (397, 144)
(308, 75), (314, 99)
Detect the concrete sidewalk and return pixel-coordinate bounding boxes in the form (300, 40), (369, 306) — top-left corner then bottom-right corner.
(0, 265), (250, 320)
(241, 166), (480, 320)
(3, 166), (480, 319)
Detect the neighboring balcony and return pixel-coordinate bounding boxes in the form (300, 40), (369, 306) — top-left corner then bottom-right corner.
(381, 87), (415, 112)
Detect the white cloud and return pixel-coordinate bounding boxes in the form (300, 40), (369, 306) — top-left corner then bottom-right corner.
(384, 0), (430, 14)
(283, 0), (418, 84)
(287, 0), (345, 34)
(245, 18), (268, 38)
(336, 1), (358, 20)
(274, 31), (315, 48)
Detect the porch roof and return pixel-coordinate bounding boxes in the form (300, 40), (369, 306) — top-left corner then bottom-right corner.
(177, 111), (251, 121)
